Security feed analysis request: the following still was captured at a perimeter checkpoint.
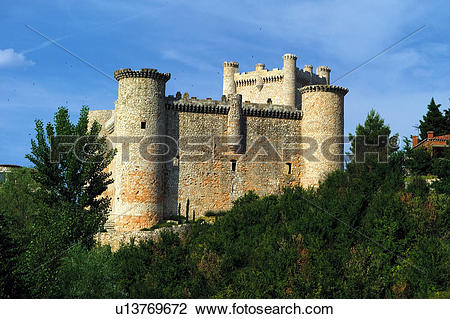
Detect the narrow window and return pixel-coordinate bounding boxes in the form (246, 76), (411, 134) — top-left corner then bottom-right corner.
(286, 163), (292, 174)
(141, 121), (146, 129)
(231, 160), (237, 172)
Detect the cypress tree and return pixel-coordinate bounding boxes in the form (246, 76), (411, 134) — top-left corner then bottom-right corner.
(444, 107), (450, 132)
(348, 109), (398, 163)
(419, 98), (447, 139)
(185, 199), (189, 224)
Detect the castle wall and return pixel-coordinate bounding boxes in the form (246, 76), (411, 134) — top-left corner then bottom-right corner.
(165, 100), (303, 216)
(97, 224), (191, 251)
(88, 109), (116, 225)
(236, 80), (285, 106)
(88, 110), (114, 134)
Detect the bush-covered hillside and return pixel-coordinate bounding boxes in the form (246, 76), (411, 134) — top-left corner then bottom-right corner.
(0, 105), (448, 298)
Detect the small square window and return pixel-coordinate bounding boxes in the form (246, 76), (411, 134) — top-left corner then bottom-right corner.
(141, 122), (146, 129)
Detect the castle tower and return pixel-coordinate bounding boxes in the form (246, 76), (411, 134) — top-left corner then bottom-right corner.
(282, 53), (297, 108)
(113, 68), (171, 231)
(227, 94), (244, 153)
(303, 65), (313, 74)
(255, 63), (265, 71)
(300, 84), (348, 187)
(316, 66), (331, 85)
(222, 61), (239, 96)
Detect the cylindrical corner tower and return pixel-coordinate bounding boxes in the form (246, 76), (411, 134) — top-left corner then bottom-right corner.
(300, 85), (348, 187)
(223, 61), (239, 96)
(282, 53), (297, 108)
(113, 68), (171, 231)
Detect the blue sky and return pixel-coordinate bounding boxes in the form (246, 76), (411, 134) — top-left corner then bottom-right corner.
(1, 0), (449, 166)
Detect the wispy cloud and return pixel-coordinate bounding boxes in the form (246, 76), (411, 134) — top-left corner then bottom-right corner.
(21, 35), (71, 54)
(0, 48), (34, 68)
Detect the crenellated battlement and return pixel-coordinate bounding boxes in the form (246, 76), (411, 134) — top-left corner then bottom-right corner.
(296, 68), (327, 84)
(223, 61), (239, 68)
(283, 53), (298, 60)
(316, 66), (331, 73)
(234, 67), (283, 80)
(303, 65), (313, 73)
(165, 98), (302, 120)
(255, 63), (265, 71)
(235, 74), (284, 87)
(114, 68), (171, 82)
(300, 84), (348, 95)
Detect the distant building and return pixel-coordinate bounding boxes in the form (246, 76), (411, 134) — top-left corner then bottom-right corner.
(412, 131), (450, 157)
(0, 164), (22, 183)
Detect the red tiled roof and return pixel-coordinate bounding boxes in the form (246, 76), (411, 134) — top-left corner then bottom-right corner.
(412, 134), (450, 149)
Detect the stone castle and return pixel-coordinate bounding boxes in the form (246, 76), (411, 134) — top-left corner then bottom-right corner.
(89, 53), (349, 231)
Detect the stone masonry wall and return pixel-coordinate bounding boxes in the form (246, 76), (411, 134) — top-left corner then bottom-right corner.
(88, 110), (116, 226)
(235, 68), (285, 106)
(88, 110), (114, 134)
(97, 224), (191, 251)
(165, 101), (303, 217)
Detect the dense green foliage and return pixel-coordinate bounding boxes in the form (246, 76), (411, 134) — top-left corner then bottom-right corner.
(418, 98), (449, 140)
(26, 106), (115, 242)
(50, 157), (449, 298)
(404, 132), (450, 196)
(0, 106), (114, 297)
(348, 109), (398, 162)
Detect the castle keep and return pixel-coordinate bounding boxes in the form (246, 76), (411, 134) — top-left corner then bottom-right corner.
(89, 54), (348, 231)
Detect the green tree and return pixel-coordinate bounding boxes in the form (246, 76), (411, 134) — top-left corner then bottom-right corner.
(22, 106), (115, 297)
(26, 106), (115, 232)
(431, 147), (450, 194)
(0, 211), (24, 298)
(405, 147), (433, 175)
(55, 244), (125, 298)
(348, 109), (398, 164)
(0, 168), (40, 247)
(418, 98), (447, 140)
(444, 107), (450, 129)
